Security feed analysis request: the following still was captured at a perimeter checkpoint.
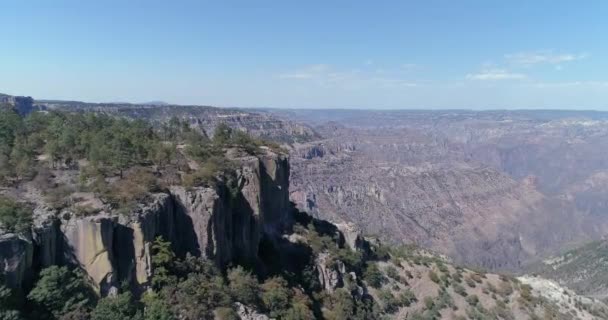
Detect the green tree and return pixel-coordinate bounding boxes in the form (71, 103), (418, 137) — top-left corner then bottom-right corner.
(91, 291), (140, 320)
(0, 280), (22, 320)
(0, 196), (33, 233)
(214, 307), (238, 320)
(213, 123), (232, 145)
(27, 266), (95, 318)
(9, 136), (35, 180)
(110, 131), (135, 178)
(261, 276), (292, 318)
(151, 237), (176, 290)
(227, 266), (259, 305)
(142, 292), (174, 320)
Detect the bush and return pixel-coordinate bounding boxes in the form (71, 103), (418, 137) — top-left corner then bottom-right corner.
(363, 264), (385, 288)
(428, 270), (440, 284)
(465, 276), (477, 288)
(465, 294), (479, 306)
(453, 283), (467, 297)
(215, 307), (239, 320)
(385, 265), (400, 281)
(399, 289), (417, 307)
(436, 262), (449, 274)
(423, 296), (434, 309)
(470, 273), (483, 283)
(0, 196), (32, 233)
(520, 284), (534, 302)
(378, 289), (401, 313)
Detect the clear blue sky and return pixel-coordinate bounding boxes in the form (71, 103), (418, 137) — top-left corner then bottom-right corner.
(1, 1), (607, 109)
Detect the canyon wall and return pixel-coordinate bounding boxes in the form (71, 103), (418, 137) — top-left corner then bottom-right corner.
(0, 151), (291, 294)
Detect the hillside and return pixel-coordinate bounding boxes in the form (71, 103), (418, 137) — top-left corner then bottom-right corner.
(530, 240), (608, 300)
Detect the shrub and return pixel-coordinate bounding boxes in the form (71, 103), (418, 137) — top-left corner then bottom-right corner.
(428, 270), (440, 284)
(452, 271), (463, 283)
(423, 296), (434, 309)
(471, 273), (483, 283)
(437, 262), (449, 274)
(465, 294), (479, 306)
(363, 264), (385, 288)
(378, 289), (400, 313)
(520, 284), (534, 302)
(498, 280), (513, 297)
(215, 307), (239, 320)
(399, 289), (417, 307)
(453, 283), (468, 297)
(385, 265), (400, 281)
(465, 276), (477, 288)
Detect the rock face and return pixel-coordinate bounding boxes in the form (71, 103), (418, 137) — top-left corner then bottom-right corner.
(0, 234), (33, 291)
(315, 252), (345, 293)
(0, 93), (35, 115)
(0, 151), (291, 294)
(62, 217), (117, 295)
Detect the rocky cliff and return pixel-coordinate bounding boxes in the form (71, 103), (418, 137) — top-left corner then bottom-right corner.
(0, 93), (35, 115)
(0, 151), (291, 294)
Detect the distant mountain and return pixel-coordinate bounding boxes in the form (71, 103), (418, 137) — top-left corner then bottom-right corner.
(33, 97), (320, 144)
(140, 100), (170, 106)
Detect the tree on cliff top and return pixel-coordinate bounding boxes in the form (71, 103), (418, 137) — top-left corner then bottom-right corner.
(0, 196), (32, 233)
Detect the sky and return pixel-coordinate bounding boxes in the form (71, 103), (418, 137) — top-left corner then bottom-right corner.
(1, 1), (607, 110)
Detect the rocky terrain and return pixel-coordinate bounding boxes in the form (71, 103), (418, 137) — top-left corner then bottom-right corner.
(279, 109), (608, 271)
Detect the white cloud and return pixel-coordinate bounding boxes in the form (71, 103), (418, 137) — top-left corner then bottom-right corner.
(277, 64), (419, 88)
(401, 63), (420, 69)
(278, 64), (331, 79)
(466, 69), (526, 80)
(531, 81), (608, 88)
(505, 51), (588, 65)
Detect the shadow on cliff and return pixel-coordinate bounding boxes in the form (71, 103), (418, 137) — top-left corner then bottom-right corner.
(113, 224), (136, 291)
(171, 196), (202, 258)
